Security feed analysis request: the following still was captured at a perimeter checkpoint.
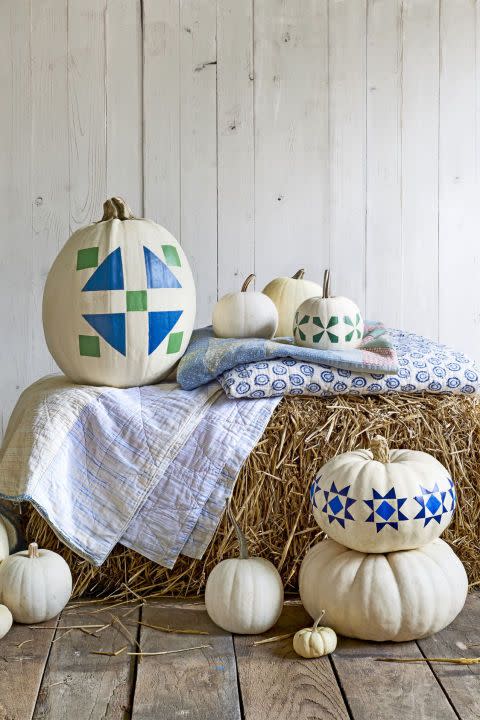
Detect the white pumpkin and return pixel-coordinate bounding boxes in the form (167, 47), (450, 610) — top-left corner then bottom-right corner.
(213, 274), (278, 339)
(0, 542), (72, 623)
(205, 507), (284, 634)
(299, 538), (467, 642)
(0, 517), (8, 562)
(310, 436), (456, 553)
(292, 612), (337, 658)
(294, 269), (363, 350)
(43, 197), (196, 388)
(0, 604), (12, 639)
(262, 269), (322, 338)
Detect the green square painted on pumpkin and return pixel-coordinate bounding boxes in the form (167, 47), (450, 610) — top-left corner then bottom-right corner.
(167, 331), (183, 354)
(79, 335), (100, 357)
(76, 247), (99, 270)
(162, 245), (181, 267)
(126, 290), (147, 312)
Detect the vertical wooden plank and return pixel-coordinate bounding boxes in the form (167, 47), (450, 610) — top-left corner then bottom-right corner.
(31, 0), (69, 381)
(402, 0), (439, 338)
(33, 605), (138, 719)
(106, 0), (143, 215)
(331, 636), (457, 720)
(0, 0), (32, 439)
(365, 0), (403, 327)
(417, 592), (480, 720)
(439, 0), (480, 360)
(329, 0), (367, 310)
(180, 0), (218, 326)
(234, 604), (349, 720)
(217, 0), (255, 296)
(143, 0), (181, 235)
(131, 601), (241, 720)
(254, 0), (329, 291)
(68, 0), (107, 231)
(0, 617), (58, 720)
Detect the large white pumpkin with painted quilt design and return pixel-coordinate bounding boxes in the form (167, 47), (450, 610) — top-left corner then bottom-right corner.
(310, 436), (456, 553)
(43, 198), (196, 387)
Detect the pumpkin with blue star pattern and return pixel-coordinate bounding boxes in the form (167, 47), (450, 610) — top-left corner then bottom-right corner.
(310, 435), (456, 553)
(293, 269), (364, 350)
(43, 197), (196, 387)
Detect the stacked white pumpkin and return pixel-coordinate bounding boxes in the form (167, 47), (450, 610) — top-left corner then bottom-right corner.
(0, 515), (72, 640)
(301, 436), (468, 642)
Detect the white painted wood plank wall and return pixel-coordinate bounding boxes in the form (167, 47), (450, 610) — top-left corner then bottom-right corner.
(1, 0), (480, 436)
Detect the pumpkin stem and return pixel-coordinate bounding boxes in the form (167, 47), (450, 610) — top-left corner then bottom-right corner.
(312, 610), (326, 632)
(28, 542), (40, 559)
(292, 269), (305, 280)
(241, 274), (256, 292)
(370, 435), (390, 463)
(322, 269), (331, 298)
(101, 197), (135, 221)
(227, 503), (249, 560)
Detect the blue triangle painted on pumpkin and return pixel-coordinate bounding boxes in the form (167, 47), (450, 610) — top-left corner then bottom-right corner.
(82, 248), (124, 291)
(144, 247), (181, 289)
(83, 313), (126, 355)
(338, 485), (350, 496)
(148, 310), (183, 355)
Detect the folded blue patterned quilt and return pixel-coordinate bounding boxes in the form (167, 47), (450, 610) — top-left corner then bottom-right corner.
(177, 322), (398, 390)
(219, 329), (480, 399)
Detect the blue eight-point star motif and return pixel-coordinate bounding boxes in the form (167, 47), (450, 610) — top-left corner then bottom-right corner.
(414, 478), (456, 526)
(319, 480), (356, 528)
(364, 487), (408, 532)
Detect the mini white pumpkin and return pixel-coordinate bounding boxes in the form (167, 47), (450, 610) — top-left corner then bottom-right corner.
(0, 604), (12, 639)
(213, 274), (278, 339)
(43, 197), (196, 388)
(294, 269), (364, 350)
(205, 506), (284, 634)
(262, 269), (323, 338)
(299, 538), (467, 642)
(310, 436), (456, 554)
(0, 517), (8, 562)
(0, 542), (72, 623)
(293, 611), (337, 658)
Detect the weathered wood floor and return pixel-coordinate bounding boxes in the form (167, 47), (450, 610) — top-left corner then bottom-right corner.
(1, 593), (478, 720)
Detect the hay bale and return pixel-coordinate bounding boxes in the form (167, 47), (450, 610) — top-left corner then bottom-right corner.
(25, 393), (480, 599)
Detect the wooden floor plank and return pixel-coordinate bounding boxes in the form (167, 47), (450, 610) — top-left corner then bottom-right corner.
(234, 603), (349, 720)
(331, 634), (458, 720)
(417, 592), (480, 720)
(0, 615), (58, 720)
(131, 600), (241, 720)
(32, 603), (139, 720)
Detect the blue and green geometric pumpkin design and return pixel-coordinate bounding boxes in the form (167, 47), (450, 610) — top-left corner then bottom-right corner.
(294, 312), (363, 344)
(310, 476), (456, 532)
(77, 244), (184, 358)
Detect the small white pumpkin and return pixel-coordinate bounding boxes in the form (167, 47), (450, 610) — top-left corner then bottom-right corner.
(299, 538), (467, 642)
(205, 507), (284, 634)
(0, 517), (8, 562)
(262, 269), (323, 338)
(294, 269), (364, 350)
(0, 542), (72, 624)
(213, 274), (278, 339)
(293, 611), (337, 658)
(0, 604), (12, 639)
(310, 435), (456, 554)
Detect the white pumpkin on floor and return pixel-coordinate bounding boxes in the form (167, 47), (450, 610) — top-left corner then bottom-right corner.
(262, 269), (322, 338)
(294, 269), (363, 350)
(0, 517), (8, 562)
(213, 274), (278, 339)
(0, 543), (72, 623)
(310, 436), (456, 553)
(292, 611), (337, 658)
(43, 197), (196, 388)
(0, 604), (12, 639)
(299, 538), (467, 642)
(205, 507), (284, 634)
